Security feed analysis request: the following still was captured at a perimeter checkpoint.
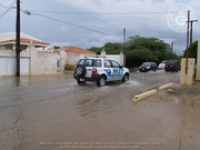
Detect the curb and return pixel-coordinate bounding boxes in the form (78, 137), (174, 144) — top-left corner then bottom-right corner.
(133, 89), (157, 102)
(159, 83), (173, 91)
(133, 82), (174, 102)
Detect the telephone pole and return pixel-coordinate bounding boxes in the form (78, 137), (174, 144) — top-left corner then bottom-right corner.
(185, 10), (190, 74)
(170, 41), (174, 53)
(189, 19), (198, 46)
(123, 28), (126, 45)
(16, 0), (21, 77)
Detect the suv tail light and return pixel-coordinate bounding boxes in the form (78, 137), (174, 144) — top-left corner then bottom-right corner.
(92, 68), (98, 74)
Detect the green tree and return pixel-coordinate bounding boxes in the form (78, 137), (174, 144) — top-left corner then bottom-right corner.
(89, 35), (179, 68)
(53, 46), (61, 49)
(88, 47), (102, 54)
(189, 41), (198, 59)
(182, 41), (198, 62)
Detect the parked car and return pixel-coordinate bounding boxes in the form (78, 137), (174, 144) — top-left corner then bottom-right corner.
(139, 62), (158, 72)
(165, 60), (181, 72)
(158, 60), (167, 70)
(73, 57), (129, 87)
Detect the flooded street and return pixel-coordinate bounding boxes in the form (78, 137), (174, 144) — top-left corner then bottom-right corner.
(0, 71), (200, 150)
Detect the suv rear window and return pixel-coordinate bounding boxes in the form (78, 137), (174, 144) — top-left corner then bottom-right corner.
(77, 59), (102, 67)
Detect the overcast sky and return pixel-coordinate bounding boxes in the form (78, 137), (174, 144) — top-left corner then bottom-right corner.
(0, 0), (199, 55)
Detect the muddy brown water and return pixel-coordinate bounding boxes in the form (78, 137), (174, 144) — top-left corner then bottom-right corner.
(0, 70), (200, 150)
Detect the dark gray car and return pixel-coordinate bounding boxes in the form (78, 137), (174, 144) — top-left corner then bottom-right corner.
(139, 62), (158, 72)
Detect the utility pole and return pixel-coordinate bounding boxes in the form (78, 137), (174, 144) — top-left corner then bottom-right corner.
(123, 28), (126, 45)
(185, 10), (190, 74)
(16, 0), (21, 77)
(189, 19), (198, 46)
(170, 41), (174, 53)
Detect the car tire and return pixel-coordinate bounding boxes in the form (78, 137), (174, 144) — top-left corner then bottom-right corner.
(152, 68), (157, 71)
(97, 76), (106, 87)
(75, 65), (86, 77)
(122, 74), (129, 82)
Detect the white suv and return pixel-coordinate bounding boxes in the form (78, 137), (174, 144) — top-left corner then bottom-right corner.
(73, 58), (129, 87)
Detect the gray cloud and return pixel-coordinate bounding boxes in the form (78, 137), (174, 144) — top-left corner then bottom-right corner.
(0, 0), (199, 55)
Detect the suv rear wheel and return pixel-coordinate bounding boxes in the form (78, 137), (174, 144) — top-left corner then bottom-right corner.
(97, 76), (106, 87)
(75, 65), (86, 77)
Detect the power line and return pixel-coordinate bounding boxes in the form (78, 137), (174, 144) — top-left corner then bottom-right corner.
(0, 8), (11, 19)
(27, 0), (87, 22)
(0, 0), (11, 5)
(24, 11), (122, 41)
(22, 0), (173, 37)
(26, 10), (173, 15)
(23, 0), (178, 36)
(22, 0), (123, 39)
(21, 0), (124, 41)
(0, 0), (13, 9)
(21, 0), (180, 44)
(28, 0), (173, 15)
(0, 0), (15, 19)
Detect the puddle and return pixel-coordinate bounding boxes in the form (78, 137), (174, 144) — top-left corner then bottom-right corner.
(157, 88), (200, 111)
(124, 80), (141, 86)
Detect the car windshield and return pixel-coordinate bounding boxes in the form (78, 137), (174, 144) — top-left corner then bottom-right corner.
(167, 60), (176, 64)
(160, 61), (166, 64)
(141, 62), (151, 67)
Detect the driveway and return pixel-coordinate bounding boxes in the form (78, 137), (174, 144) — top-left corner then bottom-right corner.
(0, 71), (200, 150)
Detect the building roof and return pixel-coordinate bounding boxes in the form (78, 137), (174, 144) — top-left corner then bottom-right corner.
(3, 38), (50, 45)
(0, 32), (41, 42)
(0, 32), (50, 47)
(62, 46), (96, 54)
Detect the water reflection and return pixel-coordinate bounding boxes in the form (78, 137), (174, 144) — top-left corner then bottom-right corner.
(159, 87), (200, 111)
(15, 77), (21, 87)
(0, 76), (33, 88)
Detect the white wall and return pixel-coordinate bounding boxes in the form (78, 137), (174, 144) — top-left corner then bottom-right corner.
(99, 51), (125, 66)
(30, 47), (58, 75)
(0, 46), (97, 77)
(0, 48), (30, 77)
(0, 46), (58, 77)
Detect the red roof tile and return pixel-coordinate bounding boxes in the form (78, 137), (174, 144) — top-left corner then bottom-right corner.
(62, 46), (95, 54)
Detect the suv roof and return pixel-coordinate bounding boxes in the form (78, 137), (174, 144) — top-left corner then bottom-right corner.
(80, 57), (118, 61)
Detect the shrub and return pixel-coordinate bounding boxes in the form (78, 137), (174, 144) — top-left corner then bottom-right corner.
(65, 64), (75, 71)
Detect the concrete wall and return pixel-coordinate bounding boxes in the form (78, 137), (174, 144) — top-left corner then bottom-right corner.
(57, 50), (96, 71)
(99, 51), (125, 66)
(0, 45), (13, 50)
(0, 49), (30, 77)
(30, 47), (58, 75)
(65, 52), (95, 65)
(196, 40), (200, 80)
(180, 58), (195, 85)
(66, 52), (80, 65)
(0, 49), (30, 58)
(0, 46), (97, 76)
(0, 46), (58, 76)
(59, 50), (67, 72)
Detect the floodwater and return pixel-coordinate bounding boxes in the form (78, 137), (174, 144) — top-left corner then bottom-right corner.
(0, 70), (200, 150)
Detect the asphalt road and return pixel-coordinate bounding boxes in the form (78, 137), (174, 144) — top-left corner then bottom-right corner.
(0, 70), (200, 150)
